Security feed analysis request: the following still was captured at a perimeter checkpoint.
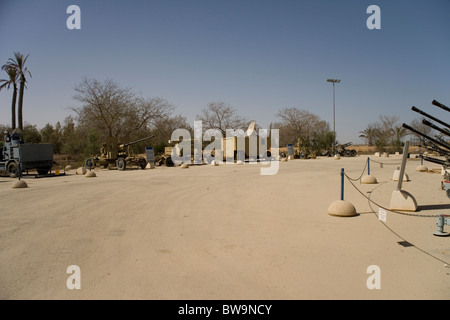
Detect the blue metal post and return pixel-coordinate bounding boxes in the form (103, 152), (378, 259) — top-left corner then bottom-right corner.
(367, 157), (370, 175)
(340, 168), (344, 200)
(18, 163), (21, 181)
(421, 153), (423, 165)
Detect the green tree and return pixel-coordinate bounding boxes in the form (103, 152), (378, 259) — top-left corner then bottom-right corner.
(0, 65), (19, 129)
(5, 52), (31, 130)
(23, 123), (41, 143)
(41, 122), (63, 153)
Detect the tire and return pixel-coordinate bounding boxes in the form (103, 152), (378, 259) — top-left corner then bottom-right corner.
(138, 157), (147, 169)
(37, 168), (50, 175)
(165, 156), (174, 167)
(117, 158), (126, 171)
(7, 162), (18, 178)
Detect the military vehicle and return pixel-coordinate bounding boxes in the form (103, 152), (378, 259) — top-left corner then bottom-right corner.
(85, 135), (154, 171)
(0, 129), (53, 178)
(322, 142), (357, 157)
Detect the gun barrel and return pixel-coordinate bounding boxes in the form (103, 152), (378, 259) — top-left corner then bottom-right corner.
(423, 156), (449, 167)
(411, 106), (450, 130)
(402, 123), (450, 150)
(432, 100), (450, 113)
(422, 119), (450, 137)
(420, 144), (450, 157)
(123, 135), (155, 147)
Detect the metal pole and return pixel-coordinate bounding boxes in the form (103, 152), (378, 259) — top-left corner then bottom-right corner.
(340, 168), (344, 200)
(367, 157), (371, 175)
(397, 141), (410, 191)
(333, 83), (336, 154)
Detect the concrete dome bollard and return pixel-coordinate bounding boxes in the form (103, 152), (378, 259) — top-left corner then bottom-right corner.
(76, 167), (87, 175)
(361, 174), (377, 184)
(180, 163), (189, 169)
(328, 200), (357, 217)
(334, 154), (341, 160)
(328, 168), (358, 217)
(85, 170), (96, 177)
(361, 158), (377, 184)
(12, 180), (28, 189)
(236, 160), (244, 165)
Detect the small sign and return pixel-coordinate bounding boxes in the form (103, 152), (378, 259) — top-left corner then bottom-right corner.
(378, 208), (387, 223)
(287, 144), (294, 155)
(145, 147), (155, 162)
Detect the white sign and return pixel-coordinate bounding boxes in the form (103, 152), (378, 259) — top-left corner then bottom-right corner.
(378, 208), (387, 223)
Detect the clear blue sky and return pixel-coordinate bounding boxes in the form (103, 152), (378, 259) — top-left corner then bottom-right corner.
(0, 0), (449, 144)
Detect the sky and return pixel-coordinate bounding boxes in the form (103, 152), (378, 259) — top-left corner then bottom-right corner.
(0, 0), (449, 144)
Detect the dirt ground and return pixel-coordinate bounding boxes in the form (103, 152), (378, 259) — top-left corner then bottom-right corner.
(0, 154), (449, 300)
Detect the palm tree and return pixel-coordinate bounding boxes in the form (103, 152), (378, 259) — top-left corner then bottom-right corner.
(359, 126), (379, 146)
(0, 65), (19, 129)
(391, 125), (408, 151)
(6, 52), (31, 130)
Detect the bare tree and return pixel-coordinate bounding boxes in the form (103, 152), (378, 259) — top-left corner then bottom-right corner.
(410, 117), (434, 145)
(277, 107), (328, 144)
(196, 101), (247, 136)
(71, 78), (174, 142)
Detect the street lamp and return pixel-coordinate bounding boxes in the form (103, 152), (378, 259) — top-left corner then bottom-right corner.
(327, 78), (341, 154)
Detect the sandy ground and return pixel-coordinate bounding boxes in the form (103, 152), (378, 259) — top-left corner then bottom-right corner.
(0, 155), (449, 300)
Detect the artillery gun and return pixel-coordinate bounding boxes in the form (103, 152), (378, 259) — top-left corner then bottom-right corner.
(402, 99), (450, 197)
(86, 135), (154, 171)
(336, 142), (357, 157)
(322, 142), (357, 157)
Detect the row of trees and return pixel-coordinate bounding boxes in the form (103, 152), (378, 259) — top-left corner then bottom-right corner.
(358, 115), (436, 152)
(2, 75), (430, 160)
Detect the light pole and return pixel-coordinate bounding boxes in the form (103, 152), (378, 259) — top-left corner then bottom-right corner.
(327, 78), (341, 154)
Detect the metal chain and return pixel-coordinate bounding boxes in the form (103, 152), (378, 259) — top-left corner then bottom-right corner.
(369, 157), (405, 166)
(344, 174), (440, 218)
(343, 173), (450, 266)
(345, 160), (368, 182)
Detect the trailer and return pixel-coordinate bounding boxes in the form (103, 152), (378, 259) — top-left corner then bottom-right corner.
(0, 130), (53, 178)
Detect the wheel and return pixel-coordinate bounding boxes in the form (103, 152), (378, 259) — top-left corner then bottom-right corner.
(351, 150), (357, 157)
(117, 158), (126, 171)
(138, 157), (147, 169)
(7, 162), (18, 178)
(37, 168), (50, 175)
(165, 156), (174, 167)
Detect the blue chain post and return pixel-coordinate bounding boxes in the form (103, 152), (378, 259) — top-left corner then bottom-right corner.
(340, 168), (344, 201)
(367, 157), (370, 176)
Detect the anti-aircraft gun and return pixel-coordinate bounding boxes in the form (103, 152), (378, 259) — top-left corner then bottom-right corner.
(86, 135), (154, 171)
(402, 99), (450, 197)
